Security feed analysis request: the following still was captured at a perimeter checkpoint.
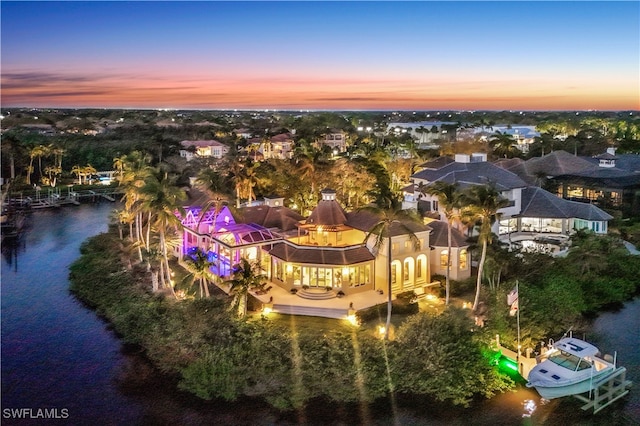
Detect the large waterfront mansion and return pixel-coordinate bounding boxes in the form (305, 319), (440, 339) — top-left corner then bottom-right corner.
(175, 152), (614, 319)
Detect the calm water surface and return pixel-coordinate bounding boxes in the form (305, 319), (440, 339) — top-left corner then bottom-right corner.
(1, 204), (638, 425)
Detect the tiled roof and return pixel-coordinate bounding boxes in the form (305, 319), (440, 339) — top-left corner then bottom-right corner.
(426, 221), (469, 248)
(180, 140), (226, 148)
(418, 156), (454, 170)
(345, 210), (382, 232)
(345, 210), (431, 236)
(595, 152), (617, 160)
(270, 133), (294, 142)
(519, 187), (613, 220)
(412, 160), (527, 191)
(268, 243), (375, 265)
(494, 157), (525, 171)
(240, 205), (303, 232)
(522, 151), (598, 177)
(306, 200), (348, 226)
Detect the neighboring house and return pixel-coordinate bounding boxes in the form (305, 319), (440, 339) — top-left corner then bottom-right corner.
(316, 129), (347, 153)
(387, 121), (458, 148)
(247, 133), (295, 160)
(406, 152), (612, 237)
(506, 149), (640, 212)
(425, 220), (471, 281)
(458, 125), (540, 153)
(177, 189), (453, 318)
(179, 140), (229, 161)
(20, 124), (56, 136)
(234, 128), (253, 139)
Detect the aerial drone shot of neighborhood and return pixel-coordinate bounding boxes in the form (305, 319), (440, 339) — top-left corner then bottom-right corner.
(1, 1), (639, 425)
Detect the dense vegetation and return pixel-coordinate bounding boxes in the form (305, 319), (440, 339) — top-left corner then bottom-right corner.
(470, 231), (640, 352)
(69, 222), (640, 410)
(70, 230), (511, 410)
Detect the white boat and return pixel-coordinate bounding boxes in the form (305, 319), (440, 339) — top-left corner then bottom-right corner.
(526, 337), (616, 399)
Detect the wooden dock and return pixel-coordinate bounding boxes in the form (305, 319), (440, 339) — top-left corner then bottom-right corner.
(573, 367), (633, 414)
(5, 187), (122, 210)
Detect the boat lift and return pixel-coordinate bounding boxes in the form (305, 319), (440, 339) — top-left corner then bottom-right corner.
(573, 366), (632, 414)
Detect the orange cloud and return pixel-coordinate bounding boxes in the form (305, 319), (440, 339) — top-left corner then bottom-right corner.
(2, 70), (638, 110)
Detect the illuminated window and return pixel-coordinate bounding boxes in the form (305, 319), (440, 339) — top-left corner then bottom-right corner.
(417, 258), (422, 278)
(460, 249), (468, 269)
(274, 260), (283, 281)
(404, 260), (410, 282)
(440, 250), (451, 267)
(391, 265), (397, 284)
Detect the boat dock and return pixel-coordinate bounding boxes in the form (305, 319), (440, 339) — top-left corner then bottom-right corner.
(493, 334), (538, 379)
(4, 187), (121, 210)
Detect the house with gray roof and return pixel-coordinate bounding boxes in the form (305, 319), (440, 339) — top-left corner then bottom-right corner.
(405, 152), (613, 243)
(507, 149), (640, 212)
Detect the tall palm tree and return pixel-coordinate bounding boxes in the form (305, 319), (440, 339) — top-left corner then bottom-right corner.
(225, 258), (266, 318)
(182, 248), (214, 298)
(27, 145), (47, 185)
(236, 161), (259, 206)
(362, 206), (421, 340)
(114, 151), (153, 254)
(461, 185), (510, 311)
(421, 181), (462, 306)
(139, 170), (187, 297)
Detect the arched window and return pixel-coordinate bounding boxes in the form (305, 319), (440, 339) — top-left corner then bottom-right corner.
(440, 250), (450, 267)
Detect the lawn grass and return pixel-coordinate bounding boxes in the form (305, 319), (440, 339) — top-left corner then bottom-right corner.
(246, 295), (455, 340)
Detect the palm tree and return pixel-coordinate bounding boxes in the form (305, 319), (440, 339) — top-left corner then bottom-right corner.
(225, 258), (266, 318)
(139, 170), (187, 297)
(37, 144), (51, 179)
(421, 181), (462, 306)
(195, 167), (229, 228)
(114, 151), (153, 254)
(182, 248), (214, 298)
(489, 131), (519, 158)
(82, 164), (97, 184)
(461, 185), (510, 311)
(27, 145), (47, 185)
(362, 206), (421, 340)
(71, 165), (83, 184)
(237, 161), (259, 206)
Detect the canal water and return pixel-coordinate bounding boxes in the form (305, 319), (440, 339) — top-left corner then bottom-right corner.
(1, 204), (638, 425)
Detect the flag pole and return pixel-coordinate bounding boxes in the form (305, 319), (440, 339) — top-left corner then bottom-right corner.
(516, 280), (521, 364)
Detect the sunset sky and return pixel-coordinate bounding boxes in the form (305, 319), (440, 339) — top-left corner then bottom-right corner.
(2, 1), (639, 111)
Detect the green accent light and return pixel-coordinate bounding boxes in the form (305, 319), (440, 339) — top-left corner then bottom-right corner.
(499, 357), (519, 372)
